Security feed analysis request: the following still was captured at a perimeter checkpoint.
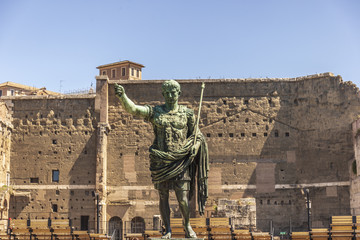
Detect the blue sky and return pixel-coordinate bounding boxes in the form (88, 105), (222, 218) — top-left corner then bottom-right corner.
(0, 0), (359, 93)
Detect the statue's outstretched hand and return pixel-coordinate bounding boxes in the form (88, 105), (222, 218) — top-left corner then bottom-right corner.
(114, 83), (125, 97)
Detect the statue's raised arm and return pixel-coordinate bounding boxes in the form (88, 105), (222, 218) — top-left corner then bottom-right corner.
(114, 83), (149, 118)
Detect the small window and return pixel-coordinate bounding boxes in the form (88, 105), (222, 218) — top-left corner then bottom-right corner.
(52, 204), (58, 212)
(274, 130), (279, 137)
(264, 133), (268, 137)
(56, 190), (60, 195)
(241, 133), (245, 137)
(52, 170), (59, 182)
(0, 90), (2, 96)
(285, 132), (290, 137)
(206, 133), (211, 137)
(136, 69), (140, 77)
(229, 133), (234, 138)
(121, 68), (126, 76)
(131, 68), (134, 76)
(252, 133), (257, 137)
(102, 70), (106, 75)
(111, 69), (116, 78)
(52, 139), (57, 144)
(30, 177), (39, 183)
(10, 89), (15, 96)
(244, 99), (249, 104)
(218, 133), (223, 137)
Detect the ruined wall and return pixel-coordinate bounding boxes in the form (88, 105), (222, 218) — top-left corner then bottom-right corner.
(4, 72), (360, 234)
(0, 102), (12, 230)
(351, 118), (360, 215)
(106, 73), (360, 233)
(7, 95), (97, 231)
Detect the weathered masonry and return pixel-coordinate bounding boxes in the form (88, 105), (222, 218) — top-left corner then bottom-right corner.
(3, 72), (360, 235)
(0, 102), (12, 231)
(8, 96), (97, 230)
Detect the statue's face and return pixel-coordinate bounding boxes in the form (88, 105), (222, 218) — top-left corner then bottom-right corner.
(163, 88), (180, 104)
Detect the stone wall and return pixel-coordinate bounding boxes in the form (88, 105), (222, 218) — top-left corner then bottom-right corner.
(3, 72), (360, 234)
(351, 118), (360, 215)
(106, 73), (360, 233)
(0, 102), (12, 230)
(6, 95), (97, 231)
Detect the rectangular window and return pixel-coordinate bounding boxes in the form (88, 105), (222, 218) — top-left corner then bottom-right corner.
(102, 70), (107, 75)
(131, 68), (134, 76)
(10, 89), (14, 96)
(121, 68), (126, 76)
(111, 69), (116, 78)
(136, 69), (139, 77)
(52, 204), (58, 212)
(0, 90), (2, 96)
(52, 170), (59, 182)
(30, 177), (39, 183)
(81, 216), (89, 230)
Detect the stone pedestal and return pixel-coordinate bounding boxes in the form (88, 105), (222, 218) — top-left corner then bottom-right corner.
(150, 238), (204, 240)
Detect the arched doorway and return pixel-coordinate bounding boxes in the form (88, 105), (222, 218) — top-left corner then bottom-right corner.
(131, 216), (145, 233)
(109, 216), (122, 240)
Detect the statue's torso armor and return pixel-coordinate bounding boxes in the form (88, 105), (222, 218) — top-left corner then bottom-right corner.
(149, 105), (194, 153)
(147, 104), (195, 184)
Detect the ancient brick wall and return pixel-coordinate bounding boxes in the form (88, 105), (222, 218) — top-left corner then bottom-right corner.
(0, 102), (12, 230)
(3, 72), (360, 234)
(351, 119), (360, 215)
(7, 95), (97, 231)
(106, 73), (360, 233)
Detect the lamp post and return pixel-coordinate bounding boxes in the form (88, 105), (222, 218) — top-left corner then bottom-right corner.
(303, 188), (311, 231)
(92, 191), (100, 233)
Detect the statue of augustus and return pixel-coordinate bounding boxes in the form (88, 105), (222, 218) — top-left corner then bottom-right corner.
(115, 80), (208, 238)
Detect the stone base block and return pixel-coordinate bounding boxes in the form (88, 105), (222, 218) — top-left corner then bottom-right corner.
(150, 238), (204, 240)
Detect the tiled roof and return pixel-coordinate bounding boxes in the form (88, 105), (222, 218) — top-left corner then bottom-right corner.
(96, 60), (145, 69)
(0, 81), (38, 91)
(0, 81), (60, 95)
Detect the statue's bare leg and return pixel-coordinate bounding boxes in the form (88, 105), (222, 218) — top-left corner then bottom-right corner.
(175, 189), (197, 238)
(159, 189), (172, 239)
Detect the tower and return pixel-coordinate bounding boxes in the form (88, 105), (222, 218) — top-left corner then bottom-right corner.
(96, 60), (145, 80)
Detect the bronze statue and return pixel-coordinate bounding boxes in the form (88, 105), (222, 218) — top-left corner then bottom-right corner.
(115, 80), (209, 238)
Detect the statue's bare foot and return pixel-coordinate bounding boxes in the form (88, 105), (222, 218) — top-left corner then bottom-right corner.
(161, 232), (172, 239)
(184, 225), (197, 238)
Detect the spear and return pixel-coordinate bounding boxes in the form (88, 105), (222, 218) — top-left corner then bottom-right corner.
(194, 82), (205, 144)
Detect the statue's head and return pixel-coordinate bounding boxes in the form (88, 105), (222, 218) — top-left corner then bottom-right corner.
(162, 80), (181, 93)
(162, 80), (181, 104)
